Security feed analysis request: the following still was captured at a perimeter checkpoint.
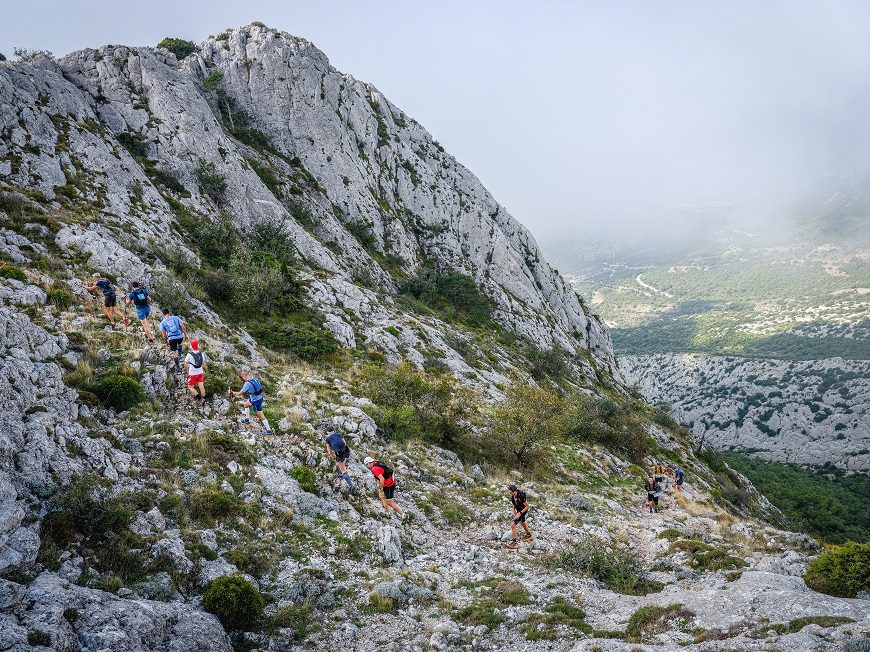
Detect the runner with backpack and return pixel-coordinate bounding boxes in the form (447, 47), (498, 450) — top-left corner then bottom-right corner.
(228, 371), (273, 435)
(125, 282), (156, 343)
(324, 426), (354, 490)
(644, 475), (662, 513)
(183, 339), (207, 407)
(86, 273), (118, 328)
(363, 456), (406, 519)
(507, 484), (532, 549)
(159, 308), (188, 373)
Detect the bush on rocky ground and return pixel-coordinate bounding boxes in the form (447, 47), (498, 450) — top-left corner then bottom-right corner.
(398, 267), (493, 327)
(0, 263), (27, 281)
(488, 383), (563, 471)
(804, 541), (870, 598)
(47, 287), (73, 308)
(356, 362), (476, 449)
(92, 374), (146, 411)
(157, 37), (197, 60)
(562, 395), (649, 462)
(290, 466), (318, 495)
(542, 537), (663, 596)
(202, 575), (265, 631)
(38, 479), (155, 583)
(189, 485), (241, 525)
(520, 597), (589, 641)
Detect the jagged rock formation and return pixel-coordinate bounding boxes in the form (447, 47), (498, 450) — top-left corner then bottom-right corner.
(0, 24), (616, 387)
(622, 353), (870, 471)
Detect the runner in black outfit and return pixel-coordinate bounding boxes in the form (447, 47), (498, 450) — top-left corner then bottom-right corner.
(507, 484), (532, 549)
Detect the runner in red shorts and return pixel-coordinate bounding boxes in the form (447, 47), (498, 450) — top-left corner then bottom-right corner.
(183, 339), (207, 407)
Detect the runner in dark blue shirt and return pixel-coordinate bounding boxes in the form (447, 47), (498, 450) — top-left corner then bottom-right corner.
(86, 273), (118, 328)
(324, 427), (353, 490)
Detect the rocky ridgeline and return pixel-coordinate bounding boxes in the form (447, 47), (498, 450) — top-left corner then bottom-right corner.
(622, 353), (870, 471)
(0, 23), (616, 389)
(0, 298), (867, 651)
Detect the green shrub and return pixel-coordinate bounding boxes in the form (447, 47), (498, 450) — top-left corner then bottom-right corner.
(196, 160), (227, 203)
(562, 395), (649, 462)
(523, 344), (568, 382)
(116, 131), (148, 159)
(47, 287), (73, 308)
(804, 541), (870, 597)
(245, 157), (283, 198)
(658, 528), (682, 541)
(157, 37), (197, 60)
(247, 217), (295, 266)
(202, 575), (264, 631)
(92, 374), (145, 411)
(355, 362), (476, 449)
(625, 604), (689, 643)
(399, 268), (493, 327)
(184, 212), (238, 267)
(202, 70), (224, 92)
(270, 603), (316, 639)
(290, 466), (318, 495)
(362, 593), (396, 614)
(492, 580), (530, 606)
(150, 272), (192, 315)
(27, 631), (51, 646)
(0, 191), (27, 216)
(225, 249), (289, 314)
(520, 597), (589, 641)
(189, 485), (240, 524)
(455, 600), (503, 628)
(488, 383), (563, 471)
(0, 264), (26, 281)
(542, 538), (662, 596)
(63, 608), (80, 624)
(248, 319), (337, 361)
(38, 479), (152, 582)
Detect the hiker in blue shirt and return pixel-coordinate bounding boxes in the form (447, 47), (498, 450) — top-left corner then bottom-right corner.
(86, 273), (118, 328)
(324, 426), (353, 490)
(229, 371), (272, 435)
(159, 308), (188, 373)
(125, 282), (155, 343)
(674, 467), (685, 494)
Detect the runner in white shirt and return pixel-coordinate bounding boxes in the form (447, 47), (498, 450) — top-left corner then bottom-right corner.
(183, 339), (207, 406)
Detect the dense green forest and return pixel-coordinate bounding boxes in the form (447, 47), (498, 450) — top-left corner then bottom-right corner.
(722, 453), (870, 544)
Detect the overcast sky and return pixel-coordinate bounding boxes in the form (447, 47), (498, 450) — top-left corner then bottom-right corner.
(3, 1), (870, 241)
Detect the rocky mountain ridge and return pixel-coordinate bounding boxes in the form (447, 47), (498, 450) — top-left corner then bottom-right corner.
(0, 23), (616, 388)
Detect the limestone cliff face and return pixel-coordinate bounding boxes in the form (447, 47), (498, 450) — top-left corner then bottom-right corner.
(0, 24), (617, 379)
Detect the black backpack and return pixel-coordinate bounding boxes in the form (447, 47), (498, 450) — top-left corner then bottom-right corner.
(514, 490), (527, 507)
(373, 460), (393, 479)
(189, 351), (203, 367)
(131, 288), (149, 306)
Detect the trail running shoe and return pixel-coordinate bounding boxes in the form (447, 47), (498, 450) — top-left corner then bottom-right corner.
(401, 512), (410, 522)
(239, 418), (251, 425)
(263, 429), (274, 436)
(506, 541), (519, 550)
(521, 534), (533, 542)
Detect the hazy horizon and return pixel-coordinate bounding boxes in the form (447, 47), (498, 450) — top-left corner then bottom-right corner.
(3, 1), (870, 243)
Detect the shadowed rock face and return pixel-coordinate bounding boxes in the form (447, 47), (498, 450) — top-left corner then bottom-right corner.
(0, 24), (617, 379)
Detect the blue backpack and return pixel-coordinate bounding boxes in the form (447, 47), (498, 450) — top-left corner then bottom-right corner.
(247, 378), (262, 395)
(131, 288), (149, 306)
